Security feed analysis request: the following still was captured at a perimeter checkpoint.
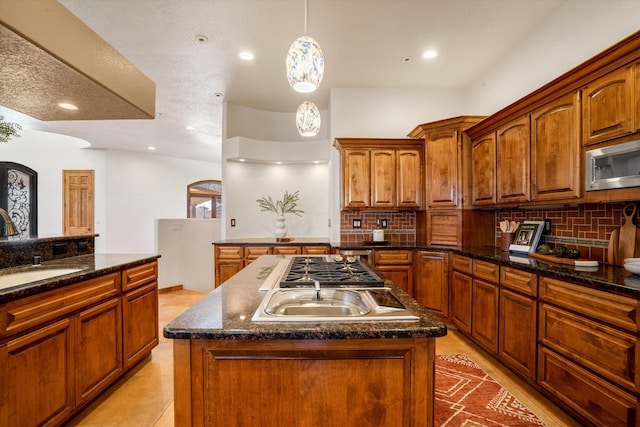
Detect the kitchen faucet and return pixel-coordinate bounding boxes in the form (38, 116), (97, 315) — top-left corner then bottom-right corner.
(0, 208), (19, 237)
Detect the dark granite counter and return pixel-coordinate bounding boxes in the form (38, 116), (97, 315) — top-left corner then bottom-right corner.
(164, 255), (447, 341)
(214, 237), (331, 246)
(335, 241), (640, 298)
(0, 253), (160, 304)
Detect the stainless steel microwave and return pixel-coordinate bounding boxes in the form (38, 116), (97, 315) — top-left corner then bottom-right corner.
(585, 139), (640, 191)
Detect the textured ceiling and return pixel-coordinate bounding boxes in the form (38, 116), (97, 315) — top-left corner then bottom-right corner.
(0, 0), (566, 163)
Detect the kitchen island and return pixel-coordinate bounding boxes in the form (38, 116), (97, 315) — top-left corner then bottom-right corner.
(164, 255), (447, 427)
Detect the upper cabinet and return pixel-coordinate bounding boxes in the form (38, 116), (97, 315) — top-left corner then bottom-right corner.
(497, 116), (530, 204)
(409, 116), (485, 210)
(531, 92), (582, 201)
(471, 132), (497, 206)
(582, 65), (634, 146)
(334, 138), (423, 210)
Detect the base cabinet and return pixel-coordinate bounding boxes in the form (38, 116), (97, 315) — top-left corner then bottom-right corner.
(373, 250), (413, 295)
(415, 251), (449, 319)
(123, 282), (158, 369)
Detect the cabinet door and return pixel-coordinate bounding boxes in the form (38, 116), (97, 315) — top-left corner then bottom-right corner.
(497, 116), (531, 204)
(471, 133), (496, 206)
(425, 129), (458, 208)
(342, 149), (371, 209)
(245, 246), (271, 263)
(472, 279), (499, 353)
(396, 149), (422, 209)
(122, 282), (158, 369)
(0, 319), (75, 426)
(451, 271), (472, 334)
(531, 92), (582, 201)
(273, 246), (301, 255)
(370, 149), (396, 208)
(415, 251), (449, 318)
(375, 265), (413, 295)
(583, 65), (634, 145)
(214, 246), (244, 286)
(499, 289), (536, 380)
(76, 298), (123, 405)
(302, 245), (330, 255)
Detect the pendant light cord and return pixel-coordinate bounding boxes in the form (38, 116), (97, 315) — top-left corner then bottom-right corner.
(304, 0), (308, 35)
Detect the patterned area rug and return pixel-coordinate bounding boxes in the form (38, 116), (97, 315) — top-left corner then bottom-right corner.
(435, 354), (547, 426)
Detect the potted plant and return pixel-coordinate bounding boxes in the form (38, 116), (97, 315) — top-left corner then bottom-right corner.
(256, 190), (304, 238)
(0, 115), (21, 143)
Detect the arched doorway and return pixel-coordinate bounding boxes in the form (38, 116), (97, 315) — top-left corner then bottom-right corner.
(187, 180), (222, 218)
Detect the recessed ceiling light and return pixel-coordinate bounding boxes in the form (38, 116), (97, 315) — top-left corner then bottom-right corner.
(57, 102), (78, 110)
(147, 146), (155, 151)
(195, 34), (208, 43)
(422, 50), (438, 59)
(239, 51), (254, 60)
(238, 158), (246, 162)
(186, 126), (196, 130)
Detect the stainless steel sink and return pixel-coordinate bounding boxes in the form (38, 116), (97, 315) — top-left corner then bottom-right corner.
(252, 287), (419, 322)
(265, 289), (370, 317)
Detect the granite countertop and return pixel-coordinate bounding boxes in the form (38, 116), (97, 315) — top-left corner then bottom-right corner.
(214, 237), (332, 246)
(336, 242), (640, 297)
(0, 253), (160, 304)
(163, 255), (448, 341)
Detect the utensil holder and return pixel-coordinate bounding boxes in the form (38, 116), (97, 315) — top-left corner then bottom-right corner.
(501, 232), (514, 251)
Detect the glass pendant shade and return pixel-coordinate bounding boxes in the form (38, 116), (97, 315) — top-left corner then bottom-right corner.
(286, 35), (324, 93)
(296, 101), (321, 137)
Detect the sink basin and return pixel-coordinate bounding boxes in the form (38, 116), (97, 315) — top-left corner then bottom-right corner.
(265, 289), (370, 317)
(252, 287), (419, 322)
(0, 268), (86, 290)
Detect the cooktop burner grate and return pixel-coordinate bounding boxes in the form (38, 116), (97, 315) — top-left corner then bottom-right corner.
(279, 256), (385, 287)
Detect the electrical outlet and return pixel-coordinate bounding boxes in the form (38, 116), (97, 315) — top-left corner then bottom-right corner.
(381, 219), (388, 228)
(544, 219), (552, 233)
(352, 219), (362, 229)
(231, 218), (236, 227)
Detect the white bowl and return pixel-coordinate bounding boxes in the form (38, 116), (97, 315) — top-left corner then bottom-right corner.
(624, 263), (640, 275)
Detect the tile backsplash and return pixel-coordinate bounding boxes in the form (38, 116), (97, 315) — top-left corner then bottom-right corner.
(339, 202), (639, 263)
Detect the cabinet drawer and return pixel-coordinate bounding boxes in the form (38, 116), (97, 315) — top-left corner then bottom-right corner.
(2, 273), (120, 337)
(452, 255), (472, 274)
(540, 277), (639, 332)
(473, 260), (499, 283)
(215, 246), (244, 260)
(373, 250), (413, 265)
(500, 266), (537, 297)
(122, 261), (158, 292)
(539, 303), (638, 392)
(272, 246), (301, 255)
(245, 246), (271, 260)
(538, 347), (637, 427)
(302, 245), (330, 255)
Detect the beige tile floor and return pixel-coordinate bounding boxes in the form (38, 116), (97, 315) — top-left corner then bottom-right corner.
(68, 289), (580, 427)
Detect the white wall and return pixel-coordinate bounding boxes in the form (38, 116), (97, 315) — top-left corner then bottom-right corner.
(156, 218), (221, 292)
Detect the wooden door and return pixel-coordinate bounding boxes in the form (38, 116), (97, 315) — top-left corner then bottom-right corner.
(499, 289), (537, 380)
(0, 319), (75, 426)
(497, 116), (531, 204)
(370, 149), (395, 208)
(396, 149), (422, 209)
(425, 129), (458, 208)
(582, 65), (634, 145)
(122, 282), (158, 369)
(472, 279), (499, 353)
(63, 170), (94, 235)
(342, 149), (370, 209)
(451, 270), (472, 334)
(531, 92), (581, 202)
(471, 133), (496, 206)
(415, 251), (449, 318)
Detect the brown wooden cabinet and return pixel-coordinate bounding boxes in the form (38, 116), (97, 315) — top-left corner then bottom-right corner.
(538, 276), (640, 426)
(414, 251), (449, 319)
(334, 138), (423, 210)
(460, 259), (500, 354)
(0, 259), (158, 427)
(214, 245), (245, 287)
(531, 92), (582, 202)
(499, 267), (537, 381)
(373, 249), (413, 295)
(497, 116), (531, 204)
(450, 255), (473, 334)
(583, 65), (635, 146)
(471, 132), (497, 206)
(76, 297), (123, 405)
(424, 128), (460, 208)
(302, 245), (330, 255)
(272, 245), (301, 255)
(0, 318), (75, 426)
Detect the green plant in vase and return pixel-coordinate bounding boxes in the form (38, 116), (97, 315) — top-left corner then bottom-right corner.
(256, 190), (304, 238)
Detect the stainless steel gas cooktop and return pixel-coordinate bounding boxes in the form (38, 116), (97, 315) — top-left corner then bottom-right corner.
(278, 256), (385, 288)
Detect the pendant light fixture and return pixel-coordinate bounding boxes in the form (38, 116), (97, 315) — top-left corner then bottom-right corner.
(285, 0), (324, 93)
(296, 101), (321, 137)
